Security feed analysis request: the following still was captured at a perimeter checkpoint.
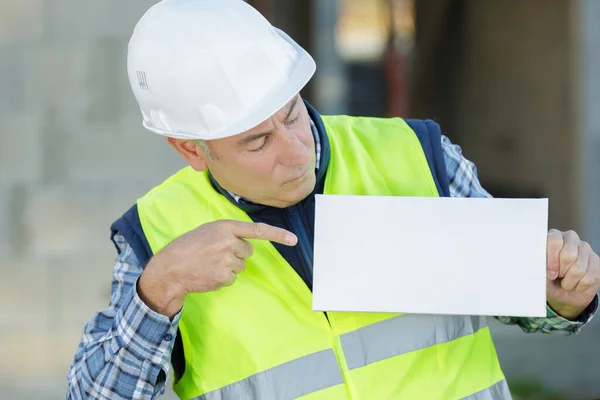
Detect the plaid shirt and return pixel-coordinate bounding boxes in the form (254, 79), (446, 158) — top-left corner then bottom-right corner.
(67, 133), (598, 400)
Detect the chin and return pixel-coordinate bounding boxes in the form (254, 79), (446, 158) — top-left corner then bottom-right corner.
(287, 173), (316, 204)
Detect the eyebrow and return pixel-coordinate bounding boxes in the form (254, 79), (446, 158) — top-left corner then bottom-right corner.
(235, 96), (299, 148)
(235, 131), (272, 147)
(283, 95), (299, 121)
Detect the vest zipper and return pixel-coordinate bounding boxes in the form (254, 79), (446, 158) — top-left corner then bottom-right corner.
(328, 313), (360, 400)
(286, 205), (314, 287)
(288, 205), (358, 399)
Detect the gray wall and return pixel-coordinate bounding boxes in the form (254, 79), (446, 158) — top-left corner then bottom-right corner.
(457, 0), (577, 233)
(0, 1), (183, 398)
(412, 0), (580, 232)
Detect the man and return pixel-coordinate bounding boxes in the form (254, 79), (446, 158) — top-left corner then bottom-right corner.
(67, 0), (600, 399)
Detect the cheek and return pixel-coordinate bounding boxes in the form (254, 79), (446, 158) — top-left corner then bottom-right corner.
(295, 125), (314, 150)
(296, 107), (314, 144)
(242, 155), (279, 177)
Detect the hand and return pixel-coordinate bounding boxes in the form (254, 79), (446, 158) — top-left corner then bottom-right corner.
(546, 229), (600, 320)
(138, 220), (298, 318)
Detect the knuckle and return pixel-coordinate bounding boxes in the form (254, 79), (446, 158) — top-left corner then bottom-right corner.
(570, 260), (586, 276)
(223, 253), (237, 267)
(247, 242), (255, 257)
(217, 235), (236, 252)
(213, 219), (228, 230)
(216, 256), (228, 269)
(214, 239), (228, 253)
(222, 275), (237, 288)
(212, 279), (226, 291)
(548, 229), (562, 239)
(253, 223), (266, 238)
(561, 248), (578, 264)
(547, 231), (563, 248)
(206, 283), (219, 292)
(218, 268), (233, 283)
(566, 230), (580, 240)
(581, 241), (592, 253)
(221, 219), (237, 233)
(579, 275), (596, 287)
(561, 280), (577, 291)
(207, 274), (225, 291)
(224, 234), (238, 249)
(212, 222), (229, 239)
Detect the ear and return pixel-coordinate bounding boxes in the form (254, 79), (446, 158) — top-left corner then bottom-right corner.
(167, 138), (210, 171)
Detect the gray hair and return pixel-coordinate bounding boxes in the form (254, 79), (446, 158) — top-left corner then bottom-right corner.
(193, 139), (217, 161)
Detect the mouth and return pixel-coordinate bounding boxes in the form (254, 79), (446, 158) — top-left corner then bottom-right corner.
(286, 167), (309, 183)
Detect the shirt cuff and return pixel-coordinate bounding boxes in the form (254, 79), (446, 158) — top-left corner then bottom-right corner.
(545, 294), (598, 333)
(114, 279), (183, 374)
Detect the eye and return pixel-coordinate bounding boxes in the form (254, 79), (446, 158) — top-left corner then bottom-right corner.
(285, 115), (299, 126)
(249, 136), (270, 152)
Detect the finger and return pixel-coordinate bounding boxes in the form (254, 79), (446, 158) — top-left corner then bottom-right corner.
(222, 271), (237, 288)
(574, 246), (599, 292)
(546, 229), (563, 280)
(231, 258), (246, 274)
(558, 230), (580, 278)
(233, 239), (255, 259)
(561, 242), (590, 291)
(229, 221), (298, 246)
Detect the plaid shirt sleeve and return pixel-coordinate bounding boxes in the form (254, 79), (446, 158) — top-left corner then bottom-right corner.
(441, 135), (598, 335)
(67, 234), (182, 399)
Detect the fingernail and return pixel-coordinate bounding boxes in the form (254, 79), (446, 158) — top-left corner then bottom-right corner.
(547, 270), (558, 280)
(287, 234), (296, 245)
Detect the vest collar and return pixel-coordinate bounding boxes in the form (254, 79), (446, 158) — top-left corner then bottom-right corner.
(208, 100), (330, 213)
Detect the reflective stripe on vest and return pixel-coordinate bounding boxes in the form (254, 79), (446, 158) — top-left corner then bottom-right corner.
(462, 379), (512, 400)
(340, 315), (487, 370)
(190, 316), (504, 400)
(192, 349), (344, 400)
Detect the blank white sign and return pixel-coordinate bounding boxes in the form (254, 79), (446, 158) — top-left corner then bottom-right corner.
(312, 195), (548, 317)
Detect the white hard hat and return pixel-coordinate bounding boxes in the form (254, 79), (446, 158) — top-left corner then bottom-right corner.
(127, 0), (316, 140)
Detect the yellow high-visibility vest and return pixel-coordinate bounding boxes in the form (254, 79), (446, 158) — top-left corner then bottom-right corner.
(136, 115), (510, 399)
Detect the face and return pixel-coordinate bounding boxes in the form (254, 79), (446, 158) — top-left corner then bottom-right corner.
(169, 95), (317, 208)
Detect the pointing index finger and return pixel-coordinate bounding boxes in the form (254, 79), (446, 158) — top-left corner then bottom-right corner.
(230, 221), (298, 246)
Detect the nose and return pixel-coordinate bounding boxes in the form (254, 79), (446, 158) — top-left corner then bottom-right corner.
(278, 129), (310, 167)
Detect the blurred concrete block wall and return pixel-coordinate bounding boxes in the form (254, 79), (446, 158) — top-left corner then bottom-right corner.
(0, 1), (184, 398)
